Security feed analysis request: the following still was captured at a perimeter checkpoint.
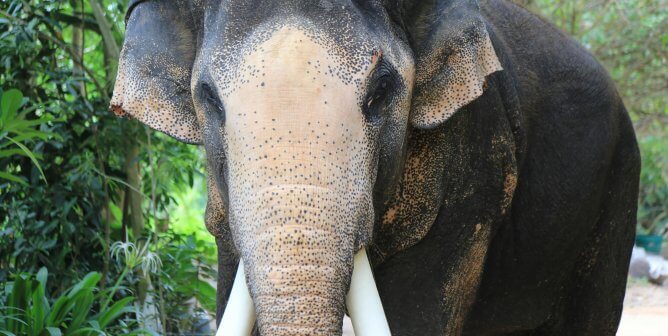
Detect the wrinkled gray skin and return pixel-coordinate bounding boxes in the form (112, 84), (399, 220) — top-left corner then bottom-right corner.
(112, 1), (502, 334)
(110, 0), (638, 335)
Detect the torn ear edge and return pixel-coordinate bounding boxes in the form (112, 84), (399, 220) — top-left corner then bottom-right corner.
(410, 28), (503, 129)
(109, 71), (203, 144)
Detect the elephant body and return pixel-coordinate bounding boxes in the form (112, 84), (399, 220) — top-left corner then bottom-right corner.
(111, 0), (640, 335)
(374, 1), (640, 335)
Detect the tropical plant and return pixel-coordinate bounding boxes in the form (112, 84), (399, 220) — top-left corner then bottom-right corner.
(0, 88), (56, 185)
(637, 133), (668, 236)
(0, 267), (141, 335)
(0, 0), (128, 288)
(157, 232), (217, 333)
(0, 0), (202, 299)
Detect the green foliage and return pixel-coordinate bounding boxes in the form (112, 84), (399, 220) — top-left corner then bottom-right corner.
(637, 130), (668, 235)
(0, 267), (141, 336)
(157, 232), (217, 333)
(0, 1), (210, 333)
(0, 88), (56, 185)
(0, 0), (123, 286)
(0, 0), (202, 283)
(166, 171), (211, 244)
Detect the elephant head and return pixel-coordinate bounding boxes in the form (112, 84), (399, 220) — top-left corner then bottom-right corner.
(111, 0), (503, 334)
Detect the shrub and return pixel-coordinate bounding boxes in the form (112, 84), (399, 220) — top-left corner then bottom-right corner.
(0, 267), (142, 335)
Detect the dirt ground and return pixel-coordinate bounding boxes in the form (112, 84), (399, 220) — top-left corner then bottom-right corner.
(341, 279), (668, 336)
(618, 279), (668, 336)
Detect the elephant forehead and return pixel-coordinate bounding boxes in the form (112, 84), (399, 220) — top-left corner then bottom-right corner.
(222, 26), (376, 134)
(211, 23), (377, 96)
(218, 28), (378, 243)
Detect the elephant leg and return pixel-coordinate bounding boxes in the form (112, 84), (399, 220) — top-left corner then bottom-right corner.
(375, 215), (493, 336)
(536, 122), (640, 336)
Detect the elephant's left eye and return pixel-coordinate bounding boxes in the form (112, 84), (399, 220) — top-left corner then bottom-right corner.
(201, 83), (225, 121)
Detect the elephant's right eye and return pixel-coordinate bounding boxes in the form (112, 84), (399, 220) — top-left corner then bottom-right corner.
(363, 63), (397, 123)
(201, 83), (225, 121)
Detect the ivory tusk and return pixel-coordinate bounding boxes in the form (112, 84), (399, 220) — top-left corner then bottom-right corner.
(217, 260), (256, 336)
(346, 248), (392, 336)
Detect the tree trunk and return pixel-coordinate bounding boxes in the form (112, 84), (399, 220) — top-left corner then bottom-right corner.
(89, 0), (120, 79)
(70, 0), (86, 97)
(124, 143), (144, 239)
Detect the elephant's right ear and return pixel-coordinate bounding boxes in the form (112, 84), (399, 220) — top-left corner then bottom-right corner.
(392, 0), (503, 129)
(110, 0), (202, 144)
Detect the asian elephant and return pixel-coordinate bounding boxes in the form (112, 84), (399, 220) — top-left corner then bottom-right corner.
(110, 0), (640, 335)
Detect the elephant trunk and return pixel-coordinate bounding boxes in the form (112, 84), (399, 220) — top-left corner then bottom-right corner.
(231, 185), (360, 336)
(252, 265), (346, 335)
(220, 34), (377, 330)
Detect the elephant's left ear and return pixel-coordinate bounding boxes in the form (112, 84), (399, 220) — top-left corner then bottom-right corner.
(396, 0), (503, 129)
(110, 0), (202, 144)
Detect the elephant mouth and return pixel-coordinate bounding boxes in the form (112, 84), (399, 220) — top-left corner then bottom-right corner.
(218, 248), (391, 336)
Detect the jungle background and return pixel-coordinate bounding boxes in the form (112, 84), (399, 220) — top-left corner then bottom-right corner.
(0, 0), (666, 335)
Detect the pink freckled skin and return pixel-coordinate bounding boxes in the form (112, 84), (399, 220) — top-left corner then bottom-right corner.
(371, 49), (383, 66)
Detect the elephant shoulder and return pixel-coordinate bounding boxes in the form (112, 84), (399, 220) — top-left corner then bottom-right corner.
(481, 0), (624, 127)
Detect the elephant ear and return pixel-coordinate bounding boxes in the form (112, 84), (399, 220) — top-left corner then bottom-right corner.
(399, 0), (503, 129)
(110, 0), (201, 144)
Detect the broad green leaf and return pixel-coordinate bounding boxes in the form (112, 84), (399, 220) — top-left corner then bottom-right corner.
(36, 267), (48, 288)
(7, 276), (31, 332)
(1, 89), (23, 124)
(0, 148), (27, 158)
(7, 130), (52, 143)
(87, 321), (101, 330)
(68, 292), (94, 331)
(193, 279), (217, 314)
(46, 295), (70, 327)
(44, 327), (62, 336)
(67, 272), (101, 299)
(0, 315), (28, 326)
(47, 273), (101, 328)
(0, 172), (27, 185)
(68, 327), (104, 336)
(97, 296), (134, 328)
(30, 280), (46, 332)
(5, 137), (47, 184)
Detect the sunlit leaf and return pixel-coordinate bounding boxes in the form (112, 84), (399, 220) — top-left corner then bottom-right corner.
(1, 89), (23, 125)
(5, 136), (47, 184)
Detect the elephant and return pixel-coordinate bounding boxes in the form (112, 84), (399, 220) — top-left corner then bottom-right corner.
(110, 0), (641, 335)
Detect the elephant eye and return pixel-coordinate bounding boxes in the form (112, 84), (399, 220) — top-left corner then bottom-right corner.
(201, 83), (225, 121)
(363, 74), (394, 123)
